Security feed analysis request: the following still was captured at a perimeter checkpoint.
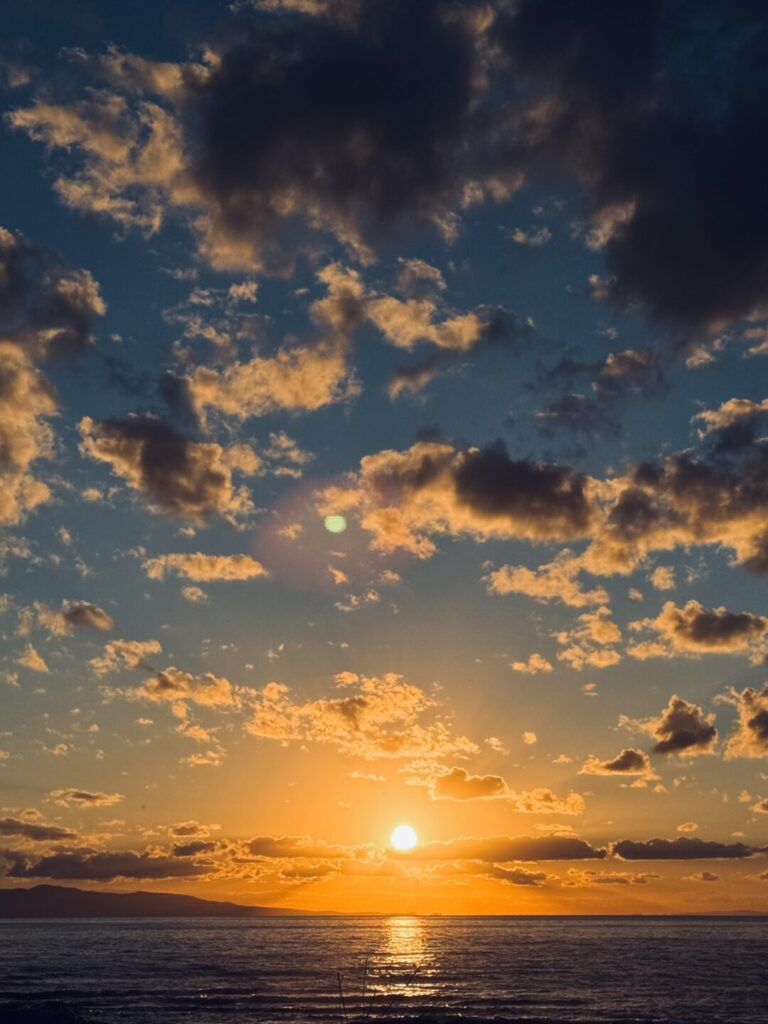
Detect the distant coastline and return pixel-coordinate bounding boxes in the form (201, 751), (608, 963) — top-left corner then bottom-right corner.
(0, 885), (313, 918)
(1, 886), (767, 919)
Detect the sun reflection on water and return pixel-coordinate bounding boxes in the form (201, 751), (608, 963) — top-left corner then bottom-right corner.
(383, 916), (426, 966)
(376, 916), (438, 1003)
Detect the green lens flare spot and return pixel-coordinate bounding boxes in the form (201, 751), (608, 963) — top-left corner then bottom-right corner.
(324, 514), (347, 534)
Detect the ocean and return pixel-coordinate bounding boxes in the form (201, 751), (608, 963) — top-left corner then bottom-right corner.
(0, 916), (765, 1024)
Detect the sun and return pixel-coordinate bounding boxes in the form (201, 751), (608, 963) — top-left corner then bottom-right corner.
(390, 824), (418, 851)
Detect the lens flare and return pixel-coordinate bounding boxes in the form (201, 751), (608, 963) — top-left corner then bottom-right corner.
(324, 514), (347, 534)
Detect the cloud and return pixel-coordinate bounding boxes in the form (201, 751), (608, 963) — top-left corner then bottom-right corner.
(133, 667), (236, 708)
(407, 835), (606, 862)
(0, 344), (57, 526)
(16, 643), (49, 673)
(694, 398), (768, 448)
(535, 392), (619, 439)
(142, 552), (269, 581)
(555, 606), (621, 671)
(319, 440), (597, 559)
(176, 340), (358, 429)
(10, 6), (515, 272)
(246, 673), (475, 761)
(322, 417), (768, 578)
(168, 821), (216, 838)
(485, 550), (608, 608)
(0, 225), (105, 358)
(580, 748), (656, 778)
(49, 789), (124, 808)
(425, 767), (583, 815)
(172, 840), (219, 857)
(723, 685), (768, 759)
(649, 567), (675, 591)
(89, 638), (162, 676)
(539, 349), (666, 439)
(78, 414), (259, 523)
(509, 788), (584, 815)
(628, 600), (768, 662)
(395, 257), (446, 297)
(565, 869), (660, 887)
(508, 226), (551, 248)
(628, 695), (718, 758)
(509, 653), (553, 675)
(486, 865), (551, 886)
(180, 750), (224, 768)
(684, 871), (719, 882)
(246, 835), (351, 859)
(0, 816), (77, 841)
(0, 227), (105, 525)
(493, 2), (768, 334)
(613, 838), (753, 861)
(18, 600), (114, 636)
(5, 850), (212, 880)
(61, 602), (114, 631)
(17, 3), (768, 338)
(751, 798), (768, 814)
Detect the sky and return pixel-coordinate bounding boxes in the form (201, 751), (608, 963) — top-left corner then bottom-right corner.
(0, 0), (767, 915)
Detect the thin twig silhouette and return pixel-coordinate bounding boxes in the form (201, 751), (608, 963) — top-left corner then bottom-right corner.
(337, 971), (349, 1024)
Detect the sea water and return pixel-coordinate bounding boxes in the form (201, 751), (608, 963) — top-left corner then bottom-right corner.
(0, 916), (766, 1023)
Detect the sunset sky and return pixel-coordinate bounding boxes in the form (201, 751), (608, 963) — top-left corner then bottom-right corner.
(1, 0), (768, 915)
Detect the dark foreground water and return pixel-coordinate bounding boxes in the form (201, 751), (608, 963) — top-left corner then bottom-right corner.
(0, 917), (766, 1024)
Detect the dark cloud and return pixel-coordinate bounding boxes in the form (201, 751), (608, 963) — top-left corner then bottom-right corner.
(486, 865), (550, 886)
(169, 821), (212, 838)
(429, 766), (507, 801)
(246, 835), (350, 859)
(724, 684), (768, 759)
(535, 393), (619, 438)
(13, 2), (768, 339)
(322, 439), (598, 559)
(49, 789), (122, 808)
(0, 226), (105, 358)
(173, 840), (219, 857)
(0, 225), (105, 526)
(326, 423), (768, 575)
(494, 0), (768, 335)
(389, 308), (538, 399)
(5, 850), (212, 880)
(643, 695), (718, 757)
(580, 748), (654, 777)
(613, 837), (753, 861)
(62, 602), (114, 631)
(694, 398), (768, 452)
(0, 817), (77, 842)
(452, 442), (594, 538)
(78, 414), (257, 523)
(663, 602), (767, 650)
(184, 0), (511, 271)
(545, 349), (665, 400)
(630, 600), (768, 658)
(537, 349), (665, 438)
(590, 435), (768, 576)
(408, 835), (606, 862)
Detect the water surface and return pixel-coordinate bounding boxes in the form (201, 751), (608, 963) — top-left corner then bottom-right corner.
(0, 916), (765, 1023)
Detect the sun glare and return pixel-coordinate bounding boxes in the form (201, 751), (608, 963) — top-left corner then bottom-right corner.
(390, 823), (418, 851)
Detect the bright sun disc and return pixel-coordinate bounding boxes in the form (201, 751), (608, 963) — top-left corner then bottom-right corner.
(390, 824), (418, 851)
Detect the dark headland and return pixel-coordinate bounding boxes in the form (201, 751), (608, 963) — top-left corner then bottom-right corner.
(0, 884), (314, 918)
